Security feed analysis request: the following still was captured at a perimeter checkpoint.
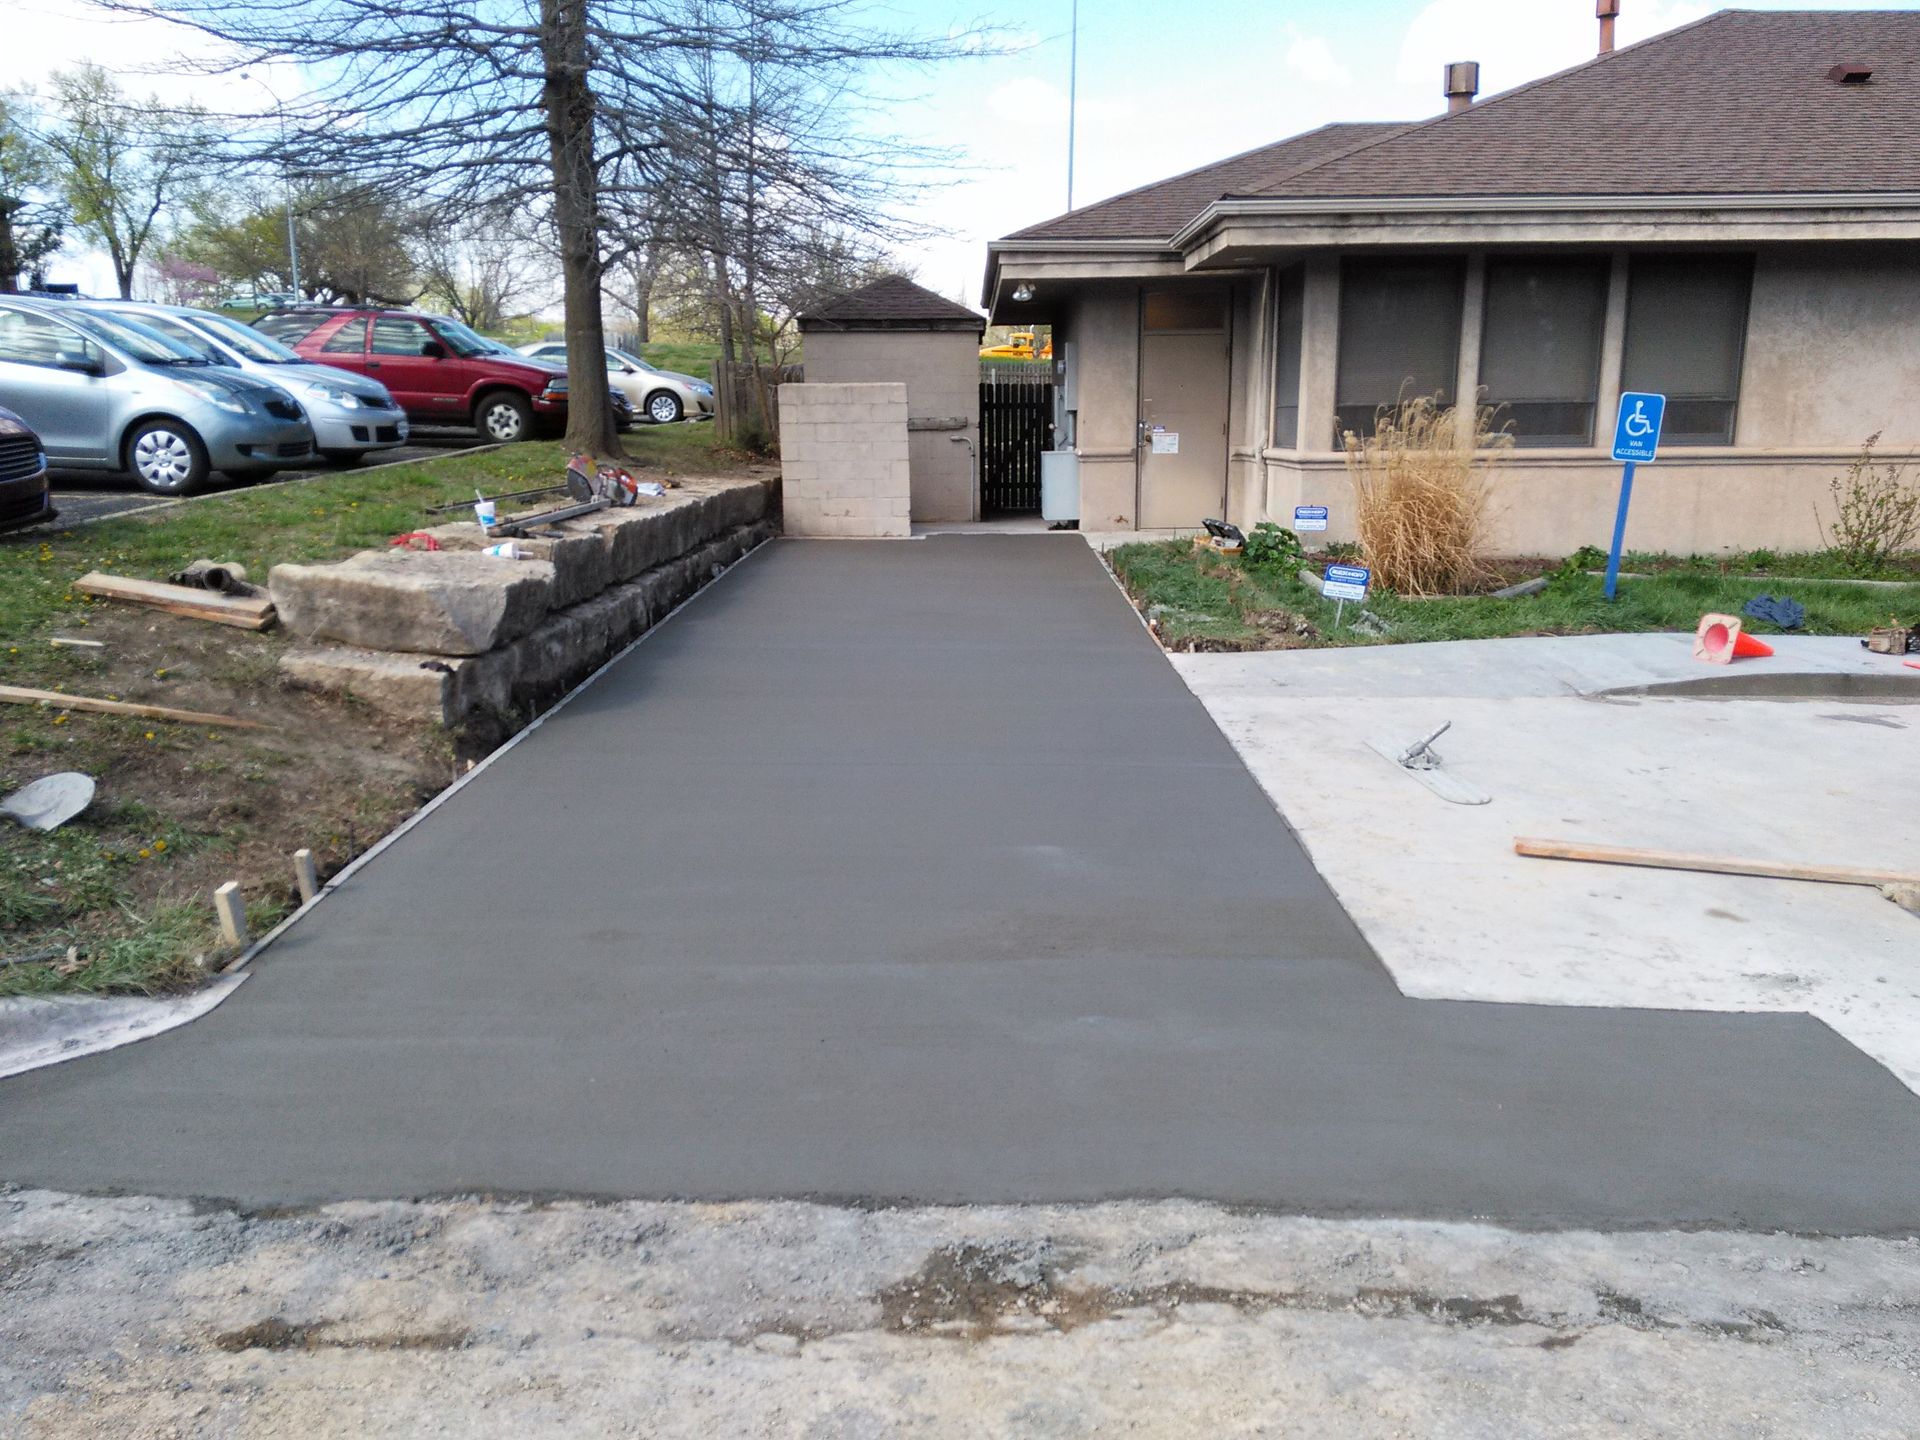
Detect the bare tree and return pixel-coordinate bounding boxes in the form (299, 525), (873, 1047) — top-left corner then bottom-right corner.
(112, 0), (989, 456)
(0, 93), (65, 292)
(417, 220), (545, 331)
(34, 65), (207, 298)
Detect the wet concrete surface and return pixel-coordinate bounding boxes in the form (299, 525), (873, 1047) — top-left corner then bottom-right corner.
(1, 536), (1917, 1229)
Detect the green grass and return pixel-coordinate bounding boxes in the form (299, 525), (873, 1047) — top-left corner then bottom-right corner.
(0, 432), (743, 677)
(1109, 541), (1920, 651)
(636, 342), (723, 382)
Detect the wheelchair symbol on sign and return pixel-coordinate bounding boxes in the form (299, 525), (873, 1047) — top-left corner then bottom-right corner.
(1623, 401), (1653, 439)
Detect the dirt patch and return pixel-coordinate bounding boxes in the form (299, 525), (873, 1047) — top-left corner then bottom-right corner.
(2, 598), (452, 992)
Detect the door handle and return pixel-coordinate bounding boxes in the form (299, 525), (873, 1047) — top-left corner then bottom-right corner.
(366, 361), (382, 369)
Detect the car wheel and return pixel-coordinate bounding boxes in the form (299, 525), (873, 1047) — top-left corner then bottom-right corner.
(476, 391), (535, 443)
(126, 421), (210, 495)
(645, 390), (684, 425)
(319, 449), (366, 467)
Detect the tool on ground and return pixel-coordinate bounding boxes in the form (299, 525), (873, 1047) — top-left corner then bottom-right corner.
(74, 573), (275, 631)
(1514, 836), (1920, 890)
(1741, 594), (1804, 631)
(1693, 612), (1773, 664)
(424, 484), (565, 515)
(1195, 518), (1245, 555)
(1366, 721), (1490, 805)
(1, 772), (95, 832)
(168, 559), (257, 597)
(0, 684), (267, 729)
(389, 532), (443, 551)
(487, 498), (608, 536)
(569, 453), (666, 506)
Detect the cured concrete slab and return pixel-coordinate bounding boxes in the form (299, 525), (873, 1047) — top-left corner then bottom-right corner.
(2, 538), (1918, 1231)
(1173, 637), (1920, 1093)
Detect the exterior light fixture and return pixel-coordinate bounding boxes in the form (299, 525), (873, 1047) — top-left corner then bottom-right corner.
(1011, 283), (1036, 302)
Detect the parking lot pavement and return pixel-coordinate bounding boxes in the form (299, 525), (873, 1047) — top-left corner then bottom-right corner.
(9, 429), (494, 536)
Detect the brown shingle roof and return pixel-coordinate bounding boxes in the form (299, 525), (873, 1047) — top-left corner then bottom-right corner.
(798, 275), (984, 330)
(1245, 10), (1920, 201)
(996, 10), (1920, 251)
(1005, 122), (1407, 242)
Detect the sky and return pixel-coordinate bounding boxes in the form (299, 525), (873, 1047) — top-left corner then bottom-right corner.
(5, 0), (1914, 309)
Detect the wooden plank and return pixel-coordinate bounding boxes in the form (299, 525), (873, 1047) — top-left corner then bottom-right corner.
(0, 684), (268, 729)
(74, 573), (275, 631)
(1513, 836), (1920, 889)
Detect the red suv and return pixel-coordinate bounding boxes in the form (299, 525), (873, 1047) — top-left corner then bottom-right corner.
(256, 307), (569, 443)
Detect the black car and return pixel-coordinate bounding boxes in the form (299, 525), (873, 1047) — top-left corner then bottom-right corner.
(0, 404), (55, 533)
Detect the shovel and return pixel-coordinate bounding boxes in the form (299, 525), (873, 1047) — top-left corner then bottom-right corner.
(1, 773), (96, 832)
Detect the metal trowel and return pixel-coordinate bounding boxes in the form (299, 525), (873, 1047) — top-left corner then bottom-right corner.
(1, 773), (96, 832)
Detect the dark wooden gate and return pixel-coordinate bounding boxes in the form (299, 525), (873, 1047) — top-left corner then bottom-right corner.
(978, 364), (1054, 515)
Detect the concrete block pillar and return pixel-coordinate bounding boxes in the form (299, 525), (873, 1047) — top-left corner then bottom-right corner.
(778, 383), (913, 538)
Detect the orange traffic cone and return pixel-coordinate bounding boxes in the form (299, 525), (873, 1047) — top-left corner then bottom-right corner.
(1694, 613), (1774, 664)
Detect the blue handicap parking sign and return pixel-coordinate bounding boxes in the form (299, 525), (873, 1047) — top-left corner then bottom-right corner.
(1611, 392), (1665, 462)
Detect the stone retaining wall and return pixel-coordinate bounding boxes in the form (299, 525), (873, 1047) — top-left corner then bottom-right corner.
(273, 475), (774, 728)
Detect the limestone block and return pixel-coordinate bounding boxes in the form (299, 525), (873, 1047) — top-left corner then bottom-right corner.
(270, 550), (556, 656)
(422, 523), (611, 610)
(280, 646), (459, 725)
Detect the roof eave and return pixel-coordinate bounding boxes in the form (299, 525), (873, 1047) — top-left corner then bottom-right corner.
(1170, 191), (1920, 250)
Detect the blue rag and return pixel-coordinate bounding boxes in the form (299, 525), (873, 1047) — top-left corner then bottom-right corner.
(1743, 594), (1805, 631)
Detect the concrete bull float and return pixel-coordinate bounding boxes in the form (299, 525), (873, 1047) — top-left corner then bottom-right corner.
(272, 476), (775, 727)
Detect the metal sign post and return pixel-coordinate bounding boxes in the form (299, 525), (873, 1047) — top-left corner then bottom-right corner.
(1605, 392), (1666, 601)
(1322, 562), (1370, 629)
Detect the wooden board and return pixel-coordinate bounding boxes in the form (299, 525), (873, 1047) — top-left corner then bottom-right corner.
(1514, 837), (1920, 889)
(74, 573), (275, 631)
(0, 685), (268, 730)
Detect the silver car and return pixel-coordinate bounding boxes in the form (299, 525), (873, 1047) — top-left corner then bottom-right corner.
(0, 296), (315, 494)
(516, 341), (715, 424)
(88, 300), (410, 465)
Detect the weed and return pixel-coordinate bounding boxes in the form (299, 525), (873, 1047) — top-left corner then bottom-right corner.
(1820, 433), (1920, 574)
(1242, 523), (1304, 572)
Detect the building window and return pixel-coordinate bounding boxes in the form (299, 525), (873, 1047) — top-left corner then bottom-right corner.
(1334, 257), (1463, 443)
(1143, 287), (1225, 332)
(1272, 268), (1304, 449)
(1622, 255), (1753, 445)
(1479, 256), (1608, 446)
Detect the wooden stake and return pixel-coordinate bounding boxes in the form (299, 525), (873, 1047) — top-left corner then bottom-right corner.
(293, 848), (319, 904)
(48, 637), (106, 649)
(74, 572), (275, 631)
(0, 685), (267, 729)
(214, 881), (249, 948)
(1513, 837), (1920, 890)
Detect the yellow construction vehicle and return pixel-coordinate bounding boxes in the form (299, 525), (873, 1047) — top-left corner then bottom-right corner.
(979, 330), (1053, 361)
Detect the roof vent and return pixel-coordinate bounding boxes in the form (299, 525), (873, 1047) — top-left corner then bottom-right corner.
(1597, 0), (1620, 56)
(1443, 61), (1480, 114)
(1828, 63), (1873, 84)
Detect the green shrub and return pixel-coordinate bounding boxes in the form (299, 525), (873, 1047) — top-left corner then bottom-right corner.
(1242, 522), (1304, 571)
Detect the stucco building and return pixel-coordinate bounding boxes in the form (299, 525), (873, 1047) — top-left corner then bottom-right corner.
(983, 9), (1920, 554)
(798, 276), (985, 524)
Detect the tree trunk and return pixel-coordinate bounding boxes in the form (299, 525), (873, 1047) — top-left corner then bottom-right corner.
(541, 0), (621, 458)
(0, 205), (19, 294)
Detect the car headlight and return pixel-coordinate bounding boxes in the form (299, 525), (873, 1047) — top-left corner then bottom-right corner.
(172, 377), (249, 414)
(692, 382), (714, 396)
(302, 382), (362, 408)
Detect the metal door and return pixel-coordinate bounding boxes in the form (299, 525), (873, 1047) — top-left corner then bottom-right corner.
(366, 316), (443, 414)
(1137, 287), (1229, 529)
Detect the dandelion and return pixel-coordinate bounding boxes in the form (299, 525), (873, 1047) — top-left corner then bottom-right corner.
(52, 715), (67, 726)
(153, 839), (167, 853)
(154, 668), (169, 678)
(144, 731), (156, 740)
(138, 848), (152, 860)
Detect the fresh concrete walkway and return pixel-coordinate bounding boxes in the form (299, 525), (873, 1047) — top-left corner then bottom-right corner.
(2, 538), (1918, 1230)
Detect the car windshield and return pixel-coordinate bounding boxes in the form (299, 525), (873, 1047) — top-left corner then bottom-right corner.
(425, 317), (496, 358)
(62, 309), (207, 365)
(193, 313), (305, 364)
(611, 350), (658, 372)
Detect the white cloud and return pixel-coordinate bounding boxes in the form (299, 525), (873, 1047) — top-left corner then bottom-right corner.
(1284, 33), (1354, 88)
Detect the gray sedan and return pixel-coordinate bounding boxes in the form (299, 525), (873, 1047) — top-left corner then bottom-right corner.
(0, 296), (314, 494)
(87, 300), (409, 465)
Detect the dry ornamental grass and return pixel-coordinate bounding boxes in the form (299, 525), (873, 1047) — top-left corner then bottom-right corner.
(1342, 396), (1510, 596)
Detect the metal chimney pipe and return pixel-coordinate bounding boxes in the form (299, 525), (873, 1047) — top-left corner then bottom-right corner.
(1443, 61), (1480, 114)
(1598, 0), (1620, 54)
